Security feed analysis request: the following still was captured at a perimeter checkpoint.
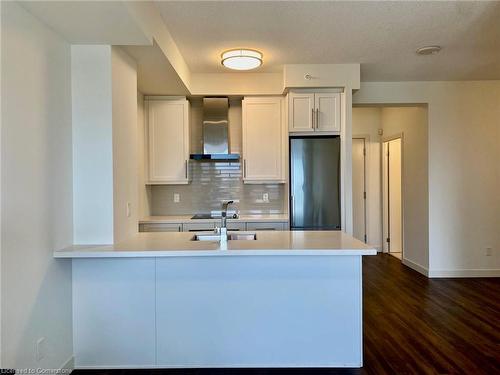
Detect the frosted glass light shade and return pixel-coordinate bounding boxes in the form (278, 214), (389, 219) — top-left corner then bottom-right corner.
(221, 49), (262, 70)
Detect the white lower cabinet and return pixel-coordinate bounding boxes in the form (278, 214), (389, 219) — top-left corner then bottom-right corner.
(139, 223), (182, 232)
(246, 222), (285, 231)
(183, 222), (216, 232)
(139, 220), (288, 232)
(226, 221), (247, 231)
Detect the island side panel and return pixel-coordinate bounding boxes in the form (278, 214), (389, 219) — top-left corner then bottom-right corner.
(156, 255), (363, 367)
(73, 258), (156, 368)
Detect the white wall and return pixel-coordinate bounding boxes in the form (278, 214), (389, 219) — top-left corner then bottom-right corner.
(352, 107), (382, 250)
(72, 45), (114, 244)
(354, 81), (500, 277)
(381, 107), (429, 270)
(1, 2), (73, 369)
(111, 47), (139, 242)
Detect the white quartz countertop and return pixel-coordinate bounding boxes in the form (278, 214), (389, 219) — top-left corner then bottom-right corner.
(139, 214), (289, 224)
(54, 231), (377, 258)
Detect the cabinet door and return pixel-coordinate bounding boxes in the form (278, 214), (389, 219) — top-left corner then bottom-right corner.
(246, 222), (285, 231)
(139, 223), (182, 232)
(242, 97), (284, 182)
(183, 222), (216, 232)
(148, 99), (189, 184)
(226, 222), (246, 231)
(288, 92), (315, 132)
(314, 93), (341, 132)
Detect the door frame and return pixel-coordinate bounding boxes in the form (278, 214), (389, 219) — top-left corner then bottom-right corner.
(381, 133), (405, 258)
(352, 134), (370, 243)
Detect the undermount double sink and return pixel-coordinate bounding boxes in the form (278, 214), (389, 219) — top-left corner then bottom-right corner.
(191, 232), (257, 241)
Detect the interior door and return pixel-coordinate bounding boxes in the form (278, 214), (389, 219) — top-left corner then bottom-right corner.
(352, 138), (366, 242)
(383, 138), (403, 254)
(315, 93), (341, 132)
(388, 138), (402, 253)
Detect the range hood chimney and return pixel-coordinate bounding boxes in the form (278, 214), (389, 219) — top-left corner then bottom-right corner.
(190, 97), (239, 160)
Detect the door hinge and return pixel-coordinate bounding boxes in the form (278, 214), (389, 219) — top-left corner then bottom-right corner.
(363, 191), (366, 199)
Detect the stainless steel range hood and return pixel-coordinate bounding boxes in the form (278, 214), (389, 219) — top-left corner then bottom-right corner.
(190, 97), (240, 160)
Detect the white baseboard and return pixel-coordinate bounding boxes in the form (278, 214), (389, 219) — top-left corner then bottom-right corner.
(428, 269), (500, 278)
(59, 356), (74, 373)
(402, 258), (429, 277)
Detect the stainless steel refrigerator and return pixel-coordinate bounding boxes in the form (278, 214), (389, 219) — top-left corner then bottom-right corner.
(290, 136), (341, 230)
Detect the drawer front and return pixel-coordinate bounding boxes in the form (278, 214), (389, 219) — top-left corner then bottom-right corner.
(226, 222), (246, 231)
(139, 223), (182, 232)
(245, 222), (285, 231)
(183, 222), (216, 232)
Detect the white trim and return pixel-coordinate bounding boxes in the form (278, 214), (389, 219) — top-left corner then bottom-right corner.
(75, 362), (362, 369)
(402, 258), (429, 277)
(59, 356), (74, 373)
(428, 269), (500, 278)
(352, 135), (370, 245)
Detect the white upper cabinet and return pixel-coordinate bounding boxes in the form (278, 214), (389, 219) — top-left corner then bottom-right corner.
(242, 97), (285, 183)
(147, 98), (190, 184)
(289, 91), (341, 132)
(288, 92), (315, 132)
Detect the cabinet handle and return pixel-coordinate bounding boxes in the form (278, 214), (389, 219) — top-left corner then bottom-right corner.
(243, 159), (247, 178)
(311, 108), (315, 129)
(316, 108), (320, 129)
(185, 160), (188, 179)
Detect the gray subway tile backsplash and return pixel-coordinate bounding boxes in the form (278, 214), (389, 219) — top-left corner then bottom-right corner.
(151, 161), (285, 215)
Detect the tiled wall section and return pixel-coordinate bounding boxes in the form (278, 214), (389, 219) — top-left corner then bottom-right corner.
(151, 161), (285, 215)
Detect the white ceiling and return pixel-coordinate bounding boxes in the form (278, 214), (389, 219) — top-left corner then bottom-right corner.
(156, 1), (500, 81)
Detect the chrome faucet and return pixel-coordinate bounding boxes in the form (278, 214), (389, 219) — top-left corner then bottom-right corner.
(219, 200), (234, 243)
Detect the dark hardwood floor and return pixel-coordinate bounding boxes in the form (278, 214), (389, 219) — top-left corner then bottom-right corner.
(73, 254), (500, 375)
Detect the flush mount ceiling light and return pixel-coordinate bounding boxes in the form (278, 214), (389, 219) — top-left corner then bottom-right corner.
(221, 49), (263, 70)
(416, 45), (442, 55)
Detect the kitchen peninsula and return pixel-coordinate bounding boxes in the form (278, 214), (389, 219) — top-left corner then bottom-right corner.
(55, 230), (376, 369)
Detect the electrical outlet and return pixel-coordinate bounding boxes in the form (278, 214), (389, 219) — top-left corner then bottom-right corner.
(126, 202), (131, 218)
(485, 247), (493, 256)
(263, 193), (269, 203)
(35, 337), (45, 361)
(173, 193), (180, 203)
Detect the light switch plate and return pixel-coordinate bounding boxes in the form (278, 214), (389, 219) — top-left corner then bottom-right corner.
(263, 193), (269, 203)
(173, 193), (180, 203)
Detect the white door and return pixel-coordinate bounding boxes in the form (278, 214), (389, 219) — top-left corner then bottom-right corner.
(288, 92), (315, 132)
(242, 97), (284, 182)
(148, 99), (189, 184)
(352, 138), (366, 242)
(315, 93), (341, 132)
(383, 138), (403, 254)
